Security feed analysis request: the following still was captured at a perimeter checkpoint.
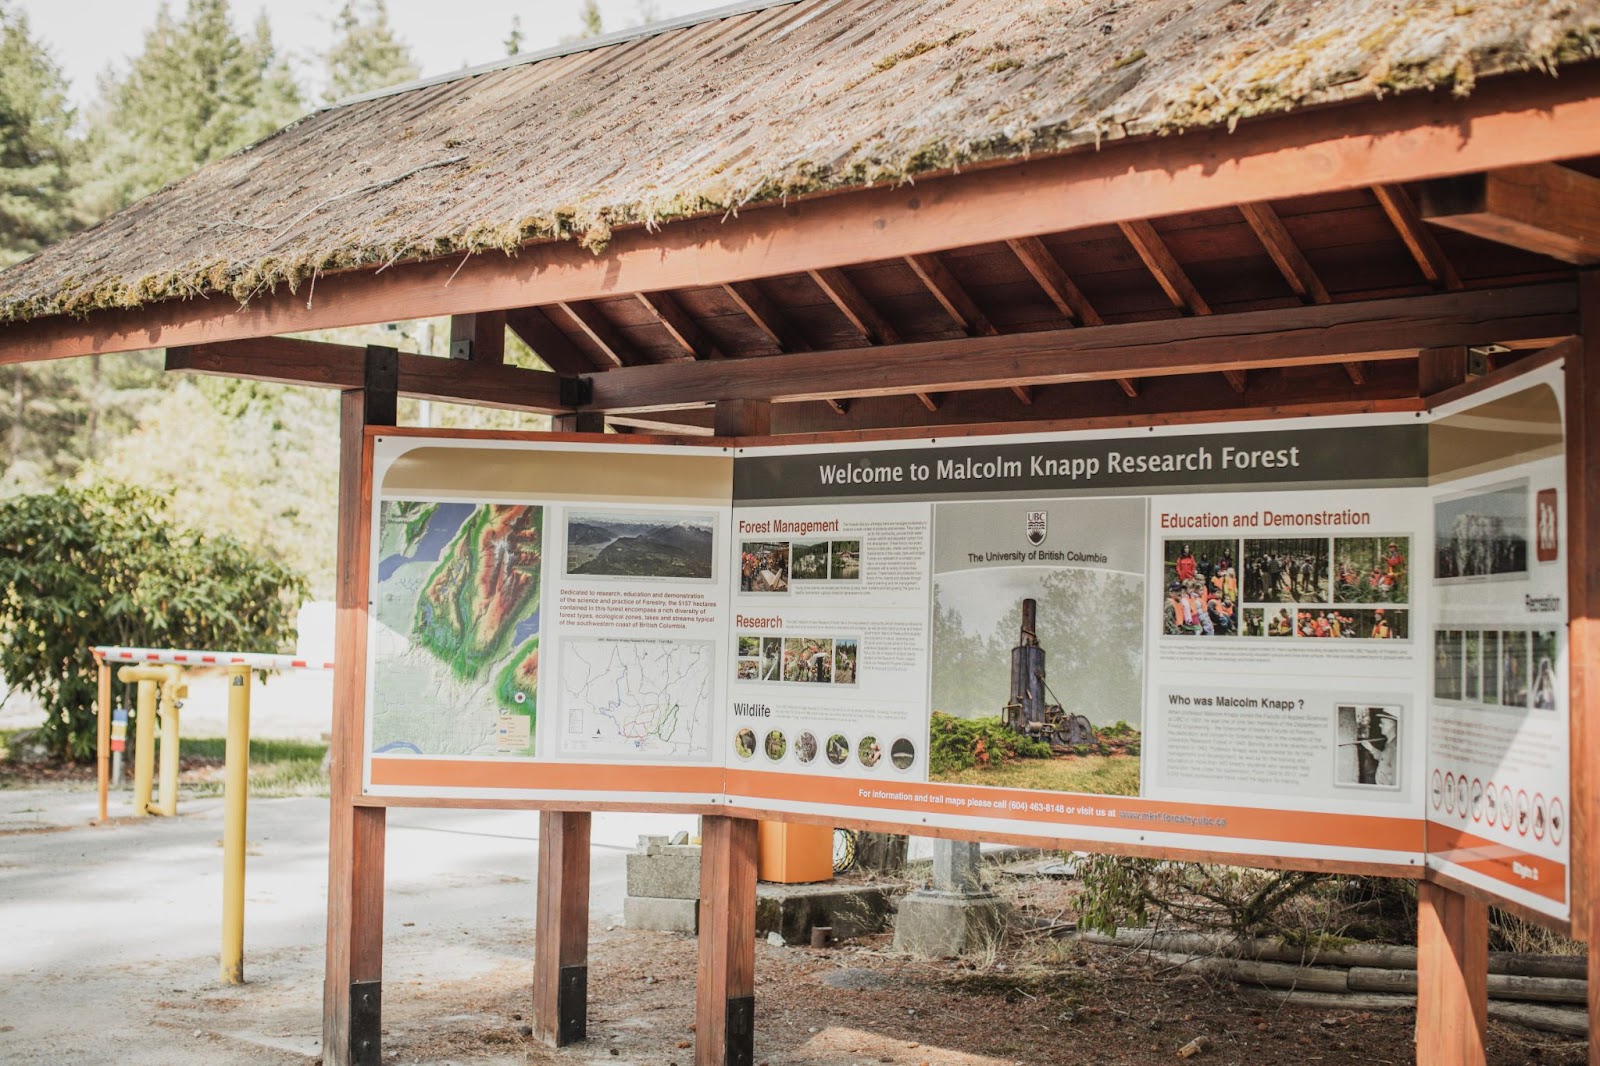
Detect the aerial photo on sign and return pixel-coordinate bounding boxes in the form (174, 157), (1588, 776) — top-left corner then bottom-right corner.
(369, 500), (543, 757)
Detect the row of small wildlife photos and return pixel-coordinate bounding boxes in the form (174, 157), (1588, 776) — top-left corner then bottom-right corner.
(735, 634), (859, 685)
(1163, 535), (1411, 640)
(739, 539), (862, 594)
(1434, 627), (1559, 711)
(733, 726), (916, 771)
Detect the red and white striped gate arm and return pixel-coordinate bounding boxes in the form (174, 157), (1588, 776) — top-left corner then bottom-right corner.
(91, 646), (336, 671)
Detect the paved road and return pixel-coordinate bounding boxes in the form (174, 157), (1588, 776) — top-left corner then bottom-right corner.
(0, 788), (694, 1064)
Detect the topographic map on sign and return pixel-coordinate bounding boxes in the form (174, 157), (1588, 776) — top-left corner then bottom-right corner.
(560, 638), (714, 760)
(370, 500), (542, 757)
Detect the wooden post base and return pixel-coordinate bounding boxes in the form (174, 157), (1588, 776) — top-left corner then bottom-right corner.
(696, 816), (758, 1066)
(534, 811), (591, 1046)
(1416, 882), (1487, 1066)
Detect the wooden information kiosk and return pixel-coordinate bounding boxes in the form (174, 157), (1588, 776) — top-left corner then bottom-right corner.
(2, 4), (1599, 1064)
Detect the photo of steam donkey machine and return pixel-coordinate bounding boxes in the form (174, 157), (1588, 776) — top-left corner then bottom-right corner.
(1000, 598), (1097, 750)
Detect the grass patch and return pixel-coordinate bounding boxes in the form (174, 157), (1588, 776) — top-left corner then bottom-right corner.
(935, 754), (1141, 796)
(176, 736), (328, 798)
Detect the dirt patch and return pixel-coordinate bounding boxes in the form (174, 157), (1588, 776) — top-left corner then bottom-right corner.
(326, 926), (1582, 1066)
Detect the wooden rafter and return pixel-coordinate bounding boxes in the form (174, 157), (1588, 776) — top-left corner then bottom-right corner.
(1119, 219), (1212, 316)
(1005, 236), (1139, 399)
(505, 306), (599, 374)
(808, 267), (899, 343)
(721, 280), (848, 414)
(636, 290), (725, 360)
(1238, 201), (1365, 385)
(557, 300), (637, 367)
(905, 253), (996, 336)
(722, 281), (810, 353)
(1415, 163), (1600, 265)
(904, 252), (1032, 406)
(166, 338), (568, 413)
(1118, 218), (1242, 391)
(1373, 184), (1464, 291)
(807, 266), (939, 412)
(578, 283), (1575, 412)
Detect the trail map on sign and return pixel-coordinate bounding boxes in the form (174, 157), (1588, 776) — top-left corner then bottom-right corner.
(560, 638), (714, 760)
(370, 500), (542, 757)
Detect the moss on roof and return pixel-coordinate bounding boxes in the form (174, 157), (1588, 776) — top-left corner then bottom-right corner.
(2, 0), (1597, 323)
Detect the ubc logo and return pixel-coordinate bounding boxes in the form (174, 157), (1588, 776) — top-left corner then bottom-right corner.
(1535, 489), (1559, 562)
(1026, 510), (1047, 546)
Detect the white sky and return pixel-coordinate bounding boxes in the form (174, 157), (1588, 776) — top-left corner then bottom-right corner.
(17, 0), (730, 110)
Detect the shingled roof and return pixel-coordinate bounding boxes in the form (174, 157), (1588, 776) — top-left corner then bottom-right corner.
(2, 0), (1597, 324)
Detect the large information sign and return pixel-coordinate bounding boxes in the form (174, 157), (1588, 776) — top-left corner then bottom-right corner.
(362, 363), (1573, 922)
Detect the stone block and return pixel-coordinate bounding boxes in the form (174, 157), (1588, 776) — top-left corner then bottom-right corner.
(626, 848), (701, 899)
(892, 889), (1010, 957)
(754, 881), (894, 944)
(623, 895), (698, 934)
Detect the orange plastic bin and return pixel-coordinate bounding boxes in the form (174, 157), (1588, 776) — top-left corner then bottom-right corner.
(756, 821), (834, 883)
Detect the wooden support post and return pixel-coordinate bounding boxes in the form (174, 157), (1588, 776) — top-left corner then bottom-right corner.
(1417, 345), (1468, 397)
(1570, 272), (1600, 1065)
(1415, 882), (1488, 1066)
(533, 811), (592, 1046)
(695, 815), (758, 1066)
(323, 347), (395, 1066)
(714, 399), (770, 438)
(552, 411), (607, 433)
(95, 658), (110, 822)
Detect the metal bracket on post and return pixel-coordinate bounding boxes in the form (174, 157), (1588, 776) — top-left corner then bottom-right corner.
(557, 964), (587, 1045)
(363, 345), (399, 426)
(348, 979), (382, 1066)
(559, 375), (594, 408)
(725, 995), (754, 1066)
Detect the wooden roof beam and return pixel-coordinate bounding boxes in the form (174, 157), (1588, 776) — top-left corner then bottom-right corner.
(505, 306), (598, 374)
(577, 282), (1575, 412)
(610, 361), (1424, 439)
(557, 300), (639, 367)
(1006, 237), (1137, 399)
(1415, 163), (1600, 265)
(905, 252), (1031, 406)
(721, 280), (851, 414)
(1373, 184), (1464, 290)
(166, 337), (568, 413)
(1119, 217), (1243, 391)
(1239, 201), (1364, 385)
(808, 266), (938, 412)
(636, 290), (725, 360)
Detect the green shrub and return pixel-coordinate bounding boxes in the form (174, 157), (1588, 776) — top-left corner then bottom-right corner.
(0, 483), (305, 761)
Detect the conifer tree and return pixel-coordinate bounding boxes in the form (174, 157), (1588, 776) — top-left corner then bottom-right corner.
(323, 0), (421, 104)
(78, 0), (303, 218)
(0, 1), (76, 268)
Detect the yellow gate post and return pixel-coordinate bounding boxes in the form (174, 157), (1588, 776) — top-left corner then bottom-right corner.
(121, 670), (159, 816)
(154, 667), (186, 817)
(220, 663), (251, 985)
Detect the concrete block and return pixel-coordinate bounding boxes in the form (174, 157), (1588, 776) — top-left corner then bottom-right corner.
(625, 848), (701, 899)
(892, 889), (1010, 958)
(623, 895), (698, 934)
(754, 881), (894, 944)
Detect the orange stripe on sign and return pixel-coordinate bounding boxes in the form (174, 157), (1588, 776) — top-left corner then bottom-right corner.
(1428, 825), (1567, 904)
(370, 756), (720, 794)
(725, 771), (1423, 854)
